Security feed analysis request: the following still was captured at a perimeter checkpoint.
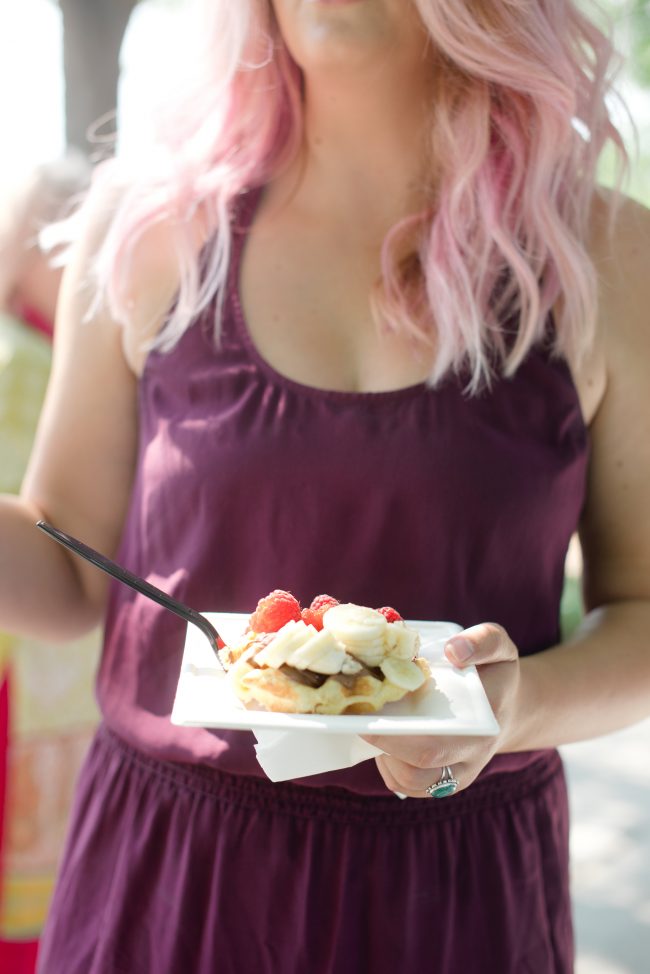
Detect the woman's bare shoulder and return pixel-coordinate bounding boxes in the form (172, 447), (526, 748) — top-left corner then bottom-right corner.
(593, 189), (650, 382)
(573, 190), (650, 422)
(70, 170), (208, 374)
(588, 188), (650, 318)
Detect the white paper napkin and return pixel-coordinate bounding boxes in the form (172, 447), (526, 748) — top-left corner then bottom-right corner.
(253, 729), (384, 781)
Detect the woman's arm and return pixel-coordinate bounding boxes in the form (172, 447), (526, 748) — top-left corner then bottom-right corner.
(365, 195), (650, 795)
(503, 193), (650, 748)
(0, 182), (179, 642)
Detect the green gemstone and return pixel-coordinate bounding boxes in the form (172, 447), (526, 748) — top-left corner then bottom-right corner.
(431, 782), (457, 798)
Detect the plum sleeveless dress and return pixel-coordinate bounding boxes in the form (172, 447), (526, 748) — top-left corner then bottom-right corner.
(37, 191), (587, 974)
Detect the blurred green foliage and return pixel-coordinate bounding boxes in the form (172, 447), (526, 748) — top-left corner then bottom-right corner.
(629, 0), (650, 86)
(560, 574), (585, 641)
(589, 0), (650, 204)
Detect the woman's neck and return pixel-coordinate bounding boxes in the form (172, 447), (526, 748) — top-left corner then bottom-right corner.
(276, 57), (437, 236)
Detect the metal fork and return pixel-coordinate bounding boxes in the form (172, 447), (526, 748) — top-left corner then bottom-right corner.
(36, 520), (227, 671)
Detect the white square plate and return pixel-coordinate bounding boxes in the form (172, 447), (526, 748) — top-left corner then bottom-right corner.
(171, 614), (499, 736)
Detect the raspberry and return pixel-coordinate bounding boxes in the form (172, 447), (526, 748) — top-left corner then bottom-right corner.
(301, 594), (340, 631)
(249, 590), (302, 633)
(377, 606), (403, 624)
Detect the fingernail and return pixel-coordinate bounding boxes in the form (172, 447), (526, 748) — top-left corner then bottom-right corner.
(445, 637), (474, 663)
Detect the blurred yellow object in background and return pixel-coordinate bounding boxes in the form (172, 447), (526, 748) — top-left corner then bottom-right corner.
(0, 312), (100, 941)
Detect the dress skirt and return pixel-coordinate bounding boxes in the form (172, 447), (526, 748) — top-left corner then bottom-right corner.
(37, 725), (573, 974)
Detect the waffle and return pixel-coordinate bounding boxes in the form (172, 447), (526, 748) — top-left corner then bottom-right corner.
(226, 647), (430, 715)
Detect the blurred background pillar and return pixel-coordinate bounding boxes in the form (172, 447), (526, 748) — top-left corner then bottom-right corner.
(58, 0), (139, 152)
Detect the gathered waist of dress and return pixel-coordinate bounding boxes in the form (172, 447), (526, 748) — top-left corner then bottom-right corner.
(95, 722), (560, 818)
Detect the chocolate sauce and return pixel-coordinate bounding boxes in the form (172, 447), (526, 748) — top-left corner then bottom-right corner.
(279, 665), (328, 688)
(277, 661), (385, 690)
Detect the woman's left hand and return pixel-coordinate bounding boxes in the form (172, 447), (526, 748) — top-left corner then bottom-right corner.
(362, 623), (522, 798)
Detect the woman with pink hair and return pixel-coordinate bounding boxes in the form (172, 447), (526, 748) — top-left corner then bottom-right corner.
(1, 2), (649, 971)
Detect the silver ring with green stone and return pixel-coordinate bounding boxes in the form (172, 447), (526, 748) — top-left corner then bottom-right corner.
(426, 766), (459, 798)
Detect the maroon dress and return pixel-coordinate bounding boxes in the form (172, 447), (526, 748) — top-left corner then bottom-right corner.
(37, 191), (587, 973)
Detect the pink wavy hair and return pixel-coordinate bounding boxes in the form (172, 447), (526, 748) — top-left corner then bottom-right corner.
(95, 0), (627, 390)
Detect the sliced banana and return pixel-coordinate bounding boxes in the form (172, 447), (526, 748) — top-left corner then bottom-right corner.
(322, 603), (387, 640)
(379, 657), (426, 691)
(385, 623), (421, 660)
(306, 645), (349, 675)
(255, 620), (316, 668)
(288, 629), (346, 673)
(322, 603), (388, 665)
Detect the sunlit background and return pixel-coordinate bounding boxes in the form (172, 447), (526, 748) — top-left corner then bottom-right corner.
(0, 1), (649, 972)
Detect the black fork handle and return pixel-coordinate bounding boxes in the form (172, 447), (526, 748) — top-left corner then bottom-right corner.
(36, 520), (226, 670)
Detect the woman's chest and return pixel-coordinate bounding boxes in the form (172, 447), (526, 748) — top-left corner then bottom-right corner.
(239, 211), (434, 395)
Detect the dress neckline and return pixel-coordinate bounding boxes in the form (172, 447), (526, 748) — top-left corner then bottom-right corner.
(229, 186), (431, 405)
